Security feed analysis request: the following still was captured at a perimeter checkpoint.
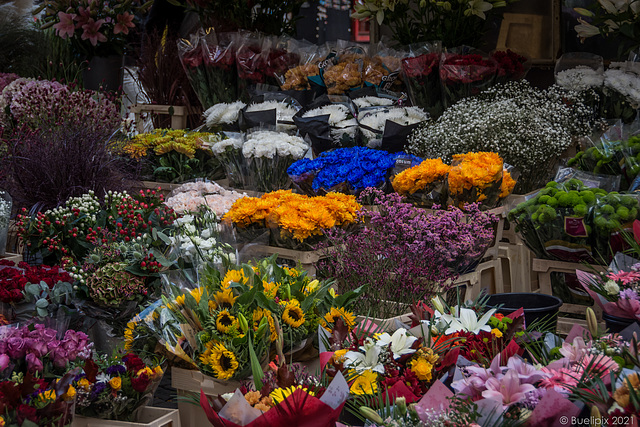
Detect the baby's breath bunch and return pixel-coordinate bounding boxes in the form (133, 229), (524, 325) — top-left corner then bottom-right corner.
(408, 80), (598, 192)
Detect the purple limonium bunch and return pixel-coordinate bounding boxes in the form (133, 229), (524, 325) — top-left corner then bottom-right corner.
(0, 324), (93, 376)
(318, 188), (497, 318)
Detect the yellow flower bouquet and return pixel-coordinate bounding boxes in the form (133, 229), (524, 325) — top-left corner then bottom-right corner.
(127, 256), (364, 380)
(113, 129), (225, 183)
(391, 158), (450, 207)
(223, 190), (361, 250)
(447, 151), (516, 209)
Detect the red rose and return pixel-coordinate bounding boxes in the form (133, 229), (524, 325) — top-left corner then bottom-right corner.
(123, 353), (145, 373)
(131, 374), (150, 393)
(16, 404), (38, 424)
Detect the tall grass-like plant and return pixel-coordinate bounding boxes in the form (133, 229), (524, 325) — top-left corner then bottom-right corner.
(1, 126), (135, 211)
(317, 189), (497, 319)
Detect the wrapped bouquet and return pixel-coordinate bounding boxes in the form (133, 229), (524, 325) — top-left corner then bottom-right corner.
(295, 101), (359, 154)
(164, 181), (247, 216)
(401, 42), (443, 118)
(391, 158), (450, 207)
(440, 48), (497, 108)
(357, 106), (429, 152)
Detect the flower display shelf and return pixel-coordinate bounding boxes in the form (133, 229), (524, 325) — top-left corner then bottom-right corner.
(130, 104), (190, 134)
(240, 245), (337, 277)
(71, 407), (180, 427)
(171, 367), (240, 427)
(0, 252), (22, 264)
(453, 258), (506, 301)
(531, 258), (606, 336)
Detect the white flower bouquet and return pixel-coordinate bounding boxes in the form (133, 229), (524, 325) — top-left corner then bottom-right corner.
(358, 106), (428, 151)
(211, 135), (248, 189)
(243, 98), (299, 132)
(203, 101), (246, 131)
(296, 102), (359, 154)
(165, 181), (247, 216)
(242, 130), (309, 192)
(0, 191), (11, 255)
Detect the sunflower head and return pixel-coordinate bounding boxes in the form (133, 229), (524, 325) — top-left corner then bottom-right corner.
(222, 269), (247, 289)
(263, 281), (281, 299)
(216, 309), (239, 334)
(202, 342), (239, 380)
(282, 301), (305, 328)
(253, 307), (277, 341)
(269, 385), (315, 404)
(321, 307), (356, 331)
(214, 288), (238, 309)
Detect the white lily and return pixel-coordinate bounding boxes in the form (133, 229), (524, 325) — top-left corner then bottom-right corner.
(375, 328), (418, 359)
(439, 306), (497, 335)
(465, 0), (493, 19)
(344, 338), (385, 374)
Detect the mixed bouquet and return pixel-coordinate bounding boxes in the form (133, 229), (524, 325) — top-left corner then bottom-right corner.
(164, 181), (247, 216)
(223, 190), (361, 250)
(37, 0), (151, 59)
(391, 158), (451, 207)
(318, 190), (497, 319)
(439, 49), (497, 108)
(408, 80), (598, 193)
(75, 352), (164, 421)
(447, 152), (516, 209)
(116, 129), (225, 183)
(287, 147), (421, 197)
(0, 323), (92, 426)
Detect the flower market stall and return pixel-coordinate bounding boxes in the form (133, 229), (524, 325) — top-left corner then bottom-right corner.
(2, 1), (640, 426)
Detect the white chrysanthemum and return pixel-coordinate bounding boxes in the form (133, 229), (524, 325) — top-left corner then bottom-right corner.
(604, 68), (640, 108)
(359, 107), (428, 140)
(211, 137), (244, 154)
(555, 66), (604, 91)
(204, 101), (246, 126)
(353, 96), (394, 109)
(246, 100), (299, 125)
(302, 104), (350, 126)
(241, 130), (308, 159)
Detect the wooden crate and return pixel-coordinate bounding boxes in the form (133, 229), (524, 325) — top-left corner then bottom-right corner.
(129, 104), (190, 133)
(454, 258), (506, 301)
(171, 367), (240, 427)
(0, 252), (22, 264)
(531, 258), (606, 335)
(72, 407), (180, 427)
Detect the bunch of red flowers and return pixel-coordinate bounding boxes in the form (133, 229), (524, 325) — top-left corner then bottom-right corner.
(440, 54), (497, 85)
(0, 261), (71, 304)
(491, 50), (528, 83)
(401, 53), (440, 80)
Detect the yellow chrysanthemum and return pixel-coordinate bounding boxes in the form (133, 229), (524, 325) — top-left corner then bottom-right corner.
(491, 328), (503, 338)
(350, 370), (378, 395)
(409, 357), (433, 381)
(448, 152), (503, 203)
(214, 288), (237, 308)
(392, 158), (451, 195)
(270, 385), (315, 404)
(321, 307), (356, 331)
(499, 170), (516, 198)
(282, 301), (305, 328)
(202, 342), (239, 380)
(216, 309), (239, 334)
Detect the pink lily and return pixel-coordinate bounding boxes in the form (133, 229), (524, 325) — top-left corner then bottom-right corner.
(114, 12), (135, 35)
(506, 356), (549, 384)
(482, 369), (535, 408)
(81, 18), (107, 46)
(559, 336), (589, 363)
(75, 6), (92, 27)
(539, 367), (579, 394)
(53, 12), (76, 39)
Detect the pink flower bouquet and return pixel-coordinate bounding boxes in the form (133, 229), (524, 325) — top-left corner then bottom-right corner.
(577, 268), (640, 321)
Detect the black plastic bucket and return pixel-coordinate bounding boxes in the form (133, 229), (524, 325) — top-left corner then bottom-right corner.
(486, 293), (564, 331)
(603, 312), (639, 333)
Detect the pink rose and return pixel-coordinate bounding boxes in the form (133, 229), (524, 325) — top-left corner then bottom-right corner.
(0, 353), (10, 371)
(25, 353), (43, 373)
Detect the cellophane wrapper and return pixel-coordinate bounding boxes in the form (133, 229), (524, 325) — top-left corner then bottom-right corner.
(440, 47), (497, 109)
(401, 42), (443, 118)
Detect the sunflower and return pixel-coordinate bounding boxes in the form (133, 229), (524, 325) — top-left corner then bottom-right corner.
(321, 307), (356, 331)
(282, 301), (305, 328)
(214, 288), (237, 308)
(203, 342), (239, 380)
(216, 310), (239, 334)
(270, 385), (315, 404)
(222, 269), (247, 289)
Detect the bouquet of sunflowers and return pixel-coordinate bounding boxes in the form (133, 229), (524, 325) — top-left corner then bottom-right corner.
(115, 129), (226, 183)
(127, 256), (363, 381)
(222, 190), (361, 250)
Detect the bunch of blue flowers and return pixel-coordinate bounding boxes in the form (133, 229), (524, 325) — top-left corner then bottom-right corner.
(287, 147), (421, 195)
